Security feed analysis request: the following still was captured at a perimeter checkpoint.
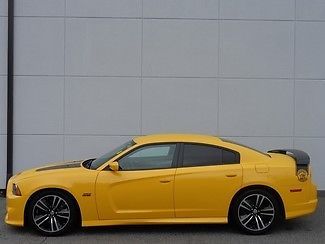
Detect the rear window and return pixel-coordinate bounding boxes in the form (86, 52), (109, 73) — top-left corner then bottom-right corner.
(221, 138), (270, 157)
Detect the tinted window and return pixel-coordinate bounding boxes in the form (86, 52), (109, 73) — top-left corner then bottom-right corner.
(222, 149), (239, 164)
(119, 144), (176, 170)
(182, 144), (239, 167)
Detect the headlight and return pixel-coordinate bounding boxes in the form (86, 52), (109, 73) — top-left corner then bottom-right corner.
(12, 183), (22, 196)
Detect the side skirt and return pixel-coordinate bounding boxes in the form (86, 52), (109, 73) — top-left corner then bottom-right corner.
(82, 217), (228, 227)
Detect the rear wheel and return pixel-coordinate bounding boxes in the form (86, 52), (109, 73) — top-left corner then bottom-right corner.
(27, 190), (77, 236)
(231, 189), (280, 234)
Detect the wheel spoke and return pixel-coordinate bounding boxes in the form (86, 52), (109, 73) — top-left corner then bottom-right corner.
(239, 204), (250, 211)
(257, 195), (265, 208)
(240, 200), (252, 211)
(242, 215), (254, 226)
(255, 216), (261, 230)
(35, 200), (49, 212)
(260, 206), (274, 216)
(57, 209), (69, 214)
(53, 217), (59, 231)
(255, 195), (260, 208)
(35, 214), (48, 224)
(52, 196), (61, 211)
(260, 207), (274, 212)
(257, 215), (266, 229)
(56, 213), (69, 219)
(240, 213), (252, 222)
(260, 212), (274, 216)
(50, 217), (54, 232)
(52, 196), (57, 209)
(243, 200), (252, 208)
(36, 216), (50, 227)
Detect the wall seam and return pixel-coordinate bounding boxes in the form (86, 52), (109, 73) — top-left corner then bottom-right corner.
(140, 0), (143, 135)
(293, 0), (297, 148)
(62, 0), (66, 160)
(217, 0), (221, 135)
(12, 16), (325, 22)
(10, 134), (324, 138)
(11, 75), (325, 80)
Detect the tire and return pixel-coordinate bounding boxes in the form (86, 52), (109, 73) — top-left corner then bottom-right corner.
(26, 190), (77, 236)
(231, 189), (280, 235)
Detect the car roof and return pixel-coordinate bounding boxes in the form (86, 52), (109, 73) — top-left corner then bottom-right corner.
(133, 134), (222, 145)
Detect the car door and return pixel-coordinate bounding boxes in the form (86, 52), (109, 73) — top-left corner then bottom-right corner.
(96, 143), (178, 220)
(174, 143), (242, 218)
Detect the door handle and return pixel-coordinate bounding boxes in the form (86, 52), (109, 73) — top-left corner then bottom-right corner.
(225, 174), (237, 178)
(160, 180), (171, 183)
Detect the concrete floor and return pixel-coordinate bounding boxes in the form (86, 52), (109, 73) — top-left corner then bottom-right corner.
(0, 197), (324, 244)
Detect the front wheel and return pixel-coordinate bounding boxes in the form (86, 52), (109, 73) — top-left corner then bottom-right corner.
(231, 189), (281, 234)
(27, 190), (77, 236)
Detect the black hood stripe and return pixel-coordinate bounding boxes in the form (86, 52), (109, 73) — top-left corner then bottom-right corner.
(36, 162), (82, 172)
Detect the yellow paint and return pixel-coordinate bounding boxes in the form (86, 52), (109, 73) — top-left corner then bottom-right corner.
(5, 134), (318, 228)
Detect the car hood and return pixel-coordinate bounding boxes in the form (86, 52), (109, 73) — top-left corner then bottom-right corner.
(11, 160), (85, 182)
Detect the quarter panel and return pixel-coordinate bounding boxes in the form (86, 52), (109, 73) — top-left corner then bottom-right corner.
(241, 153), (317, 219)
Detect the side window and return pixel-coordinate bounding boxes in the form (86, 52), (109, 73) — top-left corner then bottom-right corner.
(222, 149), (239, 164)
(183, 144), (222, 167)
(118, 144), (176, 170)
(182, 144), (239, 167)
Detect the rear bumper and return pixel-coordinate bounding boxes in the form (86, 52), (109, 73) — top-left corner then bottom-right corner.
(285, 198), (318, 219)
(285, 182), (318, 219)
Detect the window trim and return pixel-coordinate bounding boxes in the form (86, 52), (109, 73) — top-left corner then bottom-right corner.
(105, 142), (181, 171)
(178, 142), (240, 168)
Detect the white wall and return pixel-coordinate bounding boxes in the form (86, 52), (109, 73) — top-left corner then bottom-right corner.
(0, 0), (325, 189)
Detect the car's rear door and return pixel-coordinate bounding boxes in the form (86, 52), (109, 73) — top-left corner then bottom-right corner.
(174, 143), (242, 218)
(96, 143), (178, 220)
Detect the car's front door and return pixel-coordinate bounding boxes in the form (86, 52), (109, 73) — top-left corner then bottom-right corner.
(174, 143), (242, 218)
(96, 143), (178, 220)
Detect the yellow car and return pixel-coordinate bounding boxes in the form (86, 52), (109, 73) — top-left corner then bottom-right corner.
(5, 134), (317, 235)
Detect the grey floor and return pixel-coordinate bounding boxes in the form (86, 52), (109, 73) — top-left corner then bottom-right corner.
(0, 197), (324, 244)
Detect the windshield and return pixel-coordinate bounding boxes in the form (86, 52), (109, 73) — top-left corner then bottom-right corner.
(90, 140), (136, 169)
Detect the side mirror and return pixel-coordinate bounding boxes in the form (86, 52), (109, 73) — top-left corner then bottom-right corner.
(108, 161), (119, 171)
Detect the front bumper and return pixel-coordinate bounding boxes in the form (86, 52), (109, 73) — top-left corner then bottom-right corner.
(5, 178), (26, 227)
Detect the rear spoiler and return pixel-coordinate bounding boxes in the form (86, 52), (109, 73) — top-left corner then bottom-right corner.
(267, 149), (310, 172)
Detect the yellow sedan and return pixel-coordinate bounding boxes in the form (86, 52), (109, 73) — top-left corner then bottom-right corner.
(5, 134), (318, 235)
